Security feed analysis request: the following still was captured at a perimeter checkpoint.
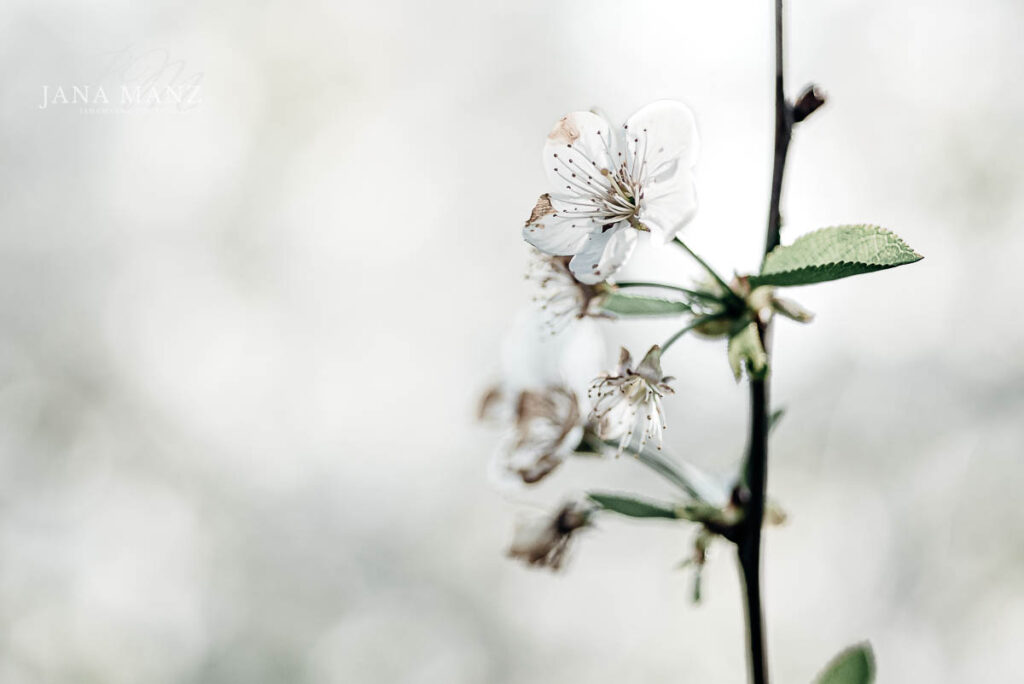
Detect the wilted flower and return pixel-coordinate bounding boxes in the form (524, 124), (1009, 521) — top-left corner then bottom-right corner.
(588, 346), (675, 455)
(524, 100), (699, 284)
(527, 251), (610, 333)
(480, 384), (584, 484)
(507, 501), (592, 570)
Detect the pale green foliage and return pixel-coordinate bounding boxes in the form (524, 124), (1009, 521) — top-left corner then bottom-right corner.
(588, 492), (731, 527)
(601, 292), (692, 316)
(587, 492), (679, 519)
(814, 643), (875, 684)
(751, 225), (922, 287)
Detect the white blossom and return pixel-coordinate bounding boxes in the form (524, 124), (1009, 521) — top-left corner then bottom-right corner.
(479, 310), (603, 487)
(480, 384), (584, 484)
(526, 251), (609, 333)
(588, 345), (675, 456)
(524, 101), (699, 284)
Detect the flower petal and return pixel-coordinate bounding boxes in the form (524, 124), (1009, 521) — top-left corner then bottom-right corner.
(568, 223), (637, 284)
(635, 345), (665, 384)
(590, 380), (630, 440)
(639, 167), (697, 244)
(615, 347), (633, 375)
(625, 100), (699, 181)
(523, 204), (592, 257)
(543, 111), (621, 199)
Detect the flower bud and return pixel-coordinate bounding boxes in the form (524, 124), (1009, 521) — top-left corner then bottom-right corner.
(692, 316), (734, 339)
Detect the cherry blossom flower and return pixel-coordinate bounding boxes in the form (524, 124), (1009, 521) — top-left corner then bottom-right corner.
(588, 345), (675, 456)
(479, 310), (603, 486)
(480, 384), (584, 484)
(524, 101), (699, 284)
(507, 502), (592, 570)
(526, 251), (610, 333)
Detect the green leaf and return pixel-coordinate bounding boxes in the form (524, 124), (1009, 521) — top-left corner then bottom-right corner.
(728, 322), (768, 381)
(587, 492), (679, 519)
(750, 225), (922, 287)
(768, 408), (786, 433)
(815, 643), (875, 684)
(602, 292), (692, 316)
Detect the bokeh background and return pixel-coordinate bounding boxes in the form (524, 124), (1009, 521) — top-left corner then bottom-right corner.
(1, 0), (1022, 681)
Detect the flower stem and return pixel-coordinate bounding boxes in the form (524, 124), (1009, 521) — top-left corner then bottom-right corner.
(613, 281), (722, 303)
(671, 237), (738, 301)
(584, 433), (707, 502)
(633, 447), (707, 503)
(660, 312), (729, 354)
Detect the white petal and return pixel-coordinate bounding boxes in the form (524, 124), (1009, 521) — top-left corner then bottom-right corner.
(543, 111), (621, 198)
(598, 399), (632, 440)
(590, 382), (630, 440)
(523, 211), (591, 255)
(556, 318), (606, 391)
(639, 167), (697, 244)
(499, 310), (604, 394)
(624, 100), (699, 181)
(568, 223), (637, 284)
(634, 345), (665, 382)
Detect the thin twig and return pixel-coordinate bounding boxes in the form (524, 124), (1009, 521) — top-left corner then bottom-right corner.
(762, 0), (792, 262)
(588, 435), (709, 503)
(661, 312), (730, 353)
(613, 280), (722, 303)
(632, 449), (707, 503)
(672, 237), (738, 300)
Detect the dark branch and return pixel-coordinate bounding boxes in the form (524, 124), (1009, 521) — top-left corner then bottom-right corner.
(762, 97), (791, 258)
(737, 0), (827, 682)
(739, 372), (769, 684)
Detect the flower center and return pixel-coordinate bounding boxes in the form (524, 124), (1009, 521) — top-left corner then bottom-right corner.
(548, 127), (655, 230)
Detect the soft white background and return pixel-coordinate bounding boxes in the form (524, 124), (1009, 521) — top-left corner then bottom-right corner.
(1, 0), (1022, 682)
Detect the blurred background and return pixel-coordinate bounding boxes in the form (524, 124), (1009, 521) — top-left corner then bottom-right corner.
(1, 0), (1022, 681)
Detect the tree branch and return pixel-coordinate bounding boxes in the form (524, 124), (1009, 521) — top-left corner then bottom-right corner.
(739, 372), (770, 684)
(762, 0), (792, 261)
(737, 0), (799, 682)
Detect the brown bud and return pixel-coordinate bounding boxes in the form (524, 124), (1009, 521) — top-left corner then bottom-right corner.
(792, 84), (827, 123)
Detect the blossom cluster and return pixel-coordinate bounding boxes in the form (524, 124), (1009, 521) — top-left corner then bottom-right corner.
(483, 100), (807, 571)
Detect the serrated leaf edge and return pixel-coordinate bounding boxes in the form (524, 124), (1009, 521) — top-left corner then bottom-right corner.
(749, 258), (922, 287)
(761, 224), (923, 271)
